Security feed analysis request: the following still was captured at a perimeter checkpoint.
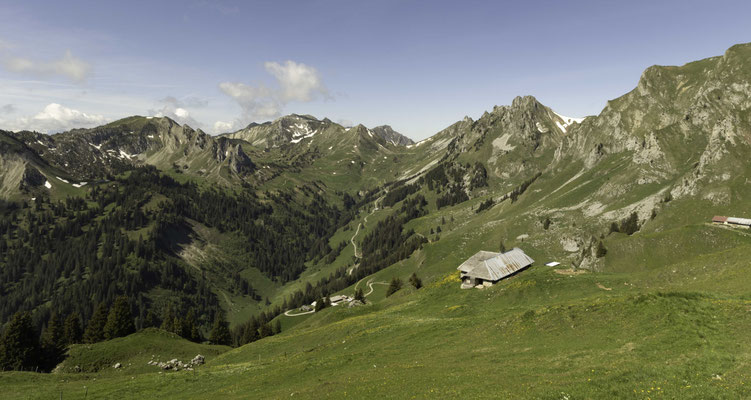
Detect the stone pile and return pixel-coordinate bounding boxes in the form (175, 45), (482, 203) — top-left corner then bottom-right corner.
(147, 354), (205, 371)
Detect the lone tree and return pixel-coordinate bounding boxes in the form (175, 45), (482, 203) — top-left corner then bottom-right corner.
(84, 302), (109, 343)
(354, 287), (366, 303)
(63, 313), (83, 345)
(0, 312), (40, 371)
(386, 277), (403, 297)
(209, 311), (232, 346)
(103, 296), (135, 340)
(409, 273), (422, 289)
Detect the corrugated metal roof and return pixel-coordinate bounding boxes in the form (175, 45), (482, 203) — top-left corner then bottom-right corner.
(457, 248), (534, 281)
(727, 217), (751, 226)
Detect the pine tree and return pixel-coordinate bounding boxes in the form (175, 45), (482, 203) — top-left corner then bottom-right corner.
(500, 240), (507, 253)
(272, 320), (282, 335)
(209, 311), (231, 346)
(143, 310), (157, 329)
(409, 273), (422, 289)
(161, 304), (177, 333)
(354, 287), (365, 303)
(103, 296), (135, 340)
(314, 297), (326, 312)
(182, 309), (201, 342)
(41, 312), (66, 370)
(0, 312), (40, 371)
(84, 302), (109, 343)
(63, 313), (83, 345)
(386, 277), (403, 297)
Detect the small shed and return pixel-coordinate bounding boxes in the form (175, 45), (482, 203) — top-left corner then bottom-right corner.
(457, 248), (534, 288)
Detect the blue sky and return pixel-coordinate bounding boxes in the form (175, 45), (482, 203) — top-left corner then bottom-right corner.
(0, 0), (749, 139)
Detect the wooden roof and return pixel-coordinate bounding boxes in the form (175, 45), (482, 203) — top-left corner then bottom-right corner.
(457, 248), (534, 281)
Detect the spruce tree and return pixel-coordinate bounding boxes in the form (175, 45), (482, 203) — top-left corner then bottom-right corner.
(182, 309), (200, 342)
(409, 272), (422, 289)
(354, 287), (365, 303)
(103, 296), (135, 340)
(209, 311), (231, 346)
(84, 302), (109, 343)
(63, 313), (83, 345)
(386, 277), (403, 297)
(0, 312), (40, 371)
(40, 313), (65, 370)
(161, 304), (177, 333)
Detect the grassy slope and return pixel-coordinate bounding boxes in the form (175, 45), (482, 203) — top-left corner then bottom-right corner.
(7, 253), (751, 399)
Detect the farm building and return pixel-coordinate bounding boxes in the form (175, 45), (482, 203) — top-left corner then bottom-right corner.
(457, 248), (534, 289)
(712, 216), (751, 227)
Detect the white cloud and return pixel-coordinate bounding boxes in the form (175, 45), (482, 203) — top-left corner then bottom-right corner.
(3, 50), (91, 83)
(218, 60), (330, 130)
(148, 96), (206, 129)
(212, 120), (234, 134)
(264, 61), (329, 102)
(6, 103), (107, 133)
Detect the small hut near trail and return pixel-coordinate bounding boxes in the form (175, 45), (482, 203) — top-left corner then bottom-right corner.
(457, 248), (534, 289)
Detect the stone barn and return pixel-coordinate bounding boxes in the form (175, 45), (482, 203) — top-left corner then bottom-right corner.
(457, 248), (534, 289)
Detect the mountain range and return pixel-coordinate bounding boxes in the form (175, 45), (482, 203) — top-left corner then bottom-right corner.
(2, 42), (751, 398)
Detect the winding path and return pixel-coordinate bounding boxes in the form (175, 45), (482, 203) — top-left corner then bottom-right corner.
(284, 308), (315, 317)
(364, 279), (389, 296)
(347, 195), (384, 275)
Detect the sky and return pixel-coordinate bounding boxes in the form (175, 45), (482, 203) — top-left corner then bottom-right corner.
(0, 0), (749, 140)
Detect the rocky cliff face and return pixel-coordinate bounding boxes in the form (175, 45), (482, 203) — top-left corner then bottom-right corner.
(371, 125), (414, 146)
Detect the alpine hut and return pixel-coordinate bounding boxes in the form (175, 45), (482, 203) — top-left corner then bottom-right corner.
(457, 248), (534, 289)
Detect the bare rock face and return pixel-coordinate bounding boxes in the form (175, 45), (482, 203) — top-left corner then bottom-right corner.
(371, 125), (414, 146)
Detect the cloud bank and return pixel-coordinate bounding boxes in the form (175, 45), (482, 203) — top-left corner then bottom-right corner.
(2, 50), (91, 83)
(216, 61), (329, 132)
(2, 103), (107, 133)
(149, 96), (207, 129)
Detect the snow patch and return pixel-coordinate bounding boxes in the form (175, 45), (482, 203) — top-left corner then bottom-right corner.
(56, 176), (69, 184)
(44, 180), (52, 189)
(119, 150), (135, 159)
(90, 143), (102, 150)
(328, 146), (333, 150)
(72, 182), (87, 188)
(289, 123), (317, 144)
(553, 111), (585, 133)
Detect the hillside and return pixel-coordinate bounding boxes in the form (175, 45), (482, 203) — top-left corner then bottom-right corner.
(2, 42), (751, 398)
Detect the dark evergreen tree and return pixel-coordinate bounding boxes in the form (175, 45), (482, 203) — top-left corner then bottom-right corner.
(354, 287), (365, 303)
(143, 310), (157, 329)
(314, 297), (327, 312)
(103, 296), (135, 340)
(0, 312), (40, 371)
(272, 321), (282, 335)
(182, 309), (201, 342)
(386, 277), (403, 297)
(40, 313), (66, 370)
(83, 302), (109, 344)
(409, 273), (422, 289)
(63, 313), (83, 345)
(161, 304), (177, 333)
(209, 311), (231, 346)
